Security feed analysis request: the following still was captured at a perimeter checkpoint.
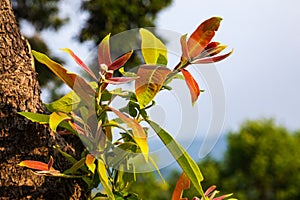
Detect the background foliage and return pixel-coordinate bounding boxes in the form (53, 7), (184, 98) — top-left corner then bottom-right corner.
(12, 0), (172, 100)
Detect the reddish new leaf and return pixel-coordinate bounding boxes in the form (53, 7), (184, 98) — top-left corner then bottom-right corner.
(201, 42), (227, 57)
(192, 50), (233, 64)
(98, 34), (112, 67)
(181, 69), (200, 106)
(180, 34), (190, 62)
(85, 154), (96, 173)
(61, 48), (97, 80)
(187, 17), (222, 59)
(19, 160), (56, 171)
(47, 156), (54, 171)
(172, 173), (190, 200)
(109, 107), (149, 162)
(105, 76), (138, 85)
(135, 65), (171, 108)
(32, 50), (95, 104)
(108, 50), (133, 71)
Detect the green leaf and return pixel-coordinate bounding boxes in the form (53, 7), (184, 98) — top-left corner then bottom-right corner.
(146, 120), (205, 198)
(49, 112), (71, 132)
(53, 145), (78, 164)
(97, 159), (115, 200)
(64, 157), (87, 174)
(187, 17), (222, 59)
(140, 28), (168, 65)
(109, 107), (148, 162)
(32, 50), (95, 104)
(45, 91), (80, 113)
(181, 69), (200, 106)
(18, 112), (49, 124)
(135, 65), (171, 109)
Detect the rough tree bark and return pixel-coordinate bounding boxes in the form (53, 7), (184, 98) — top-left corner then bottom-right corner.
(0, 0), (86, 199)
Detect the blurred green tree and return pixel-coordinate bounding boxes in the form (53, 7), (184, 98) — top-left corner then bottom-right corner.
(197, 119), (300, 200)
(79, 0), (172, 44)
(12, 0), (172, 100)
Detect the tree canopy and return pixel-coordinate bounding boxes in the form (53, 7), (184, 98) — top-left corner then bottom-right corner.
(199, 119), (300, 200)
(12, 0), (172, 100)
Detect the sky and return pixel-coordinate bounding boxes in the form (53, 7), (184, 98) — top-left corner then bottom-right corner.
(22, 0), (300, 152)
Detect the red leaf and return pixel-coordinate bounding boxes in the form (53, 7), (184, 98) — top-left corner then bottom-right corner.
(61, 48), (97, 80)
(181, 69), (200, 106)
(47, 156), (54, 171)
(19, 160), (56, 171)
(172, 173), (190, 200)
(187, 17), (222, 59)
(108, 50), (133, 71)
(192, 49), (233, 64)
(98, 34), (112, 67)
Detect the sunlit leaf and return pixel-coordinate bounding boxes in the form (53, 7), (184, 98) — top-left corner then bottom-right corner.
(97, 159), (115, 200)
(85, 154), (96, 173)
(181, 69), (200, 106)
(18, 160), (56, 171)
(192, 49), (233, 64)
(109, 107), (148, 162)
(135, 65), (171, 109)
(146, 120), (205, 198)
(49, 112), (71, 132)
(140, 28), (168, 65)
(32, 50), (95, 104)
(45, 91), (80, 113)
(187, 17), (222, 59)
(98, 34), (112, 67)
(172, 173), (190, 200)
(18, 112), (49, 124)
(60, 48), (97, 80)
(108, 50), (133, 71)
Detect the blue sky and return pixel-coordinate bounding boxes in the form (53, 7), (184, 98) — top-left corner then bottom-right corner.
(23, 0), (300, 144)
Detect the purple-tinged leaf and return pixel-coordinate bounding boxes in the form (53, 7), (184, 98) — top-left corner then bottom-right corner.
(60, 48), (97, 80)
(181, 69), (200, 106)
(105, 76), (138, 85)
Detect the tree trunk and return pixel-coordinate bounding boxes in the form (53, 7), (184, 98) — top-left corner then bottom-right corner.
(0, 0), (86, 199)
